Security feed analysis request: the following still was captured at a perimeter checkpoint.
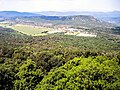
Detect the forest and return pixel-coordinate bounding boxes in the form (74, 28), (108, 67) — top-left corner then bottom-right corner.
(0, 27), (120, 90)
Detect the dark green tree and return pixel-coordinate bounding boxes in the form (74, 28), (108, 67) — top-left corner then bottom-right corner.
(14, 59), (43, 90)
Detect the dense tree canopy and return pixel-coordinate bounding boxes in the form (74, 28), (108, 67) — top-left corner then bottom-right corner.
(36, 56), (120, 90)
(0, 27), (120, 90)
(14, 59), (43, 90)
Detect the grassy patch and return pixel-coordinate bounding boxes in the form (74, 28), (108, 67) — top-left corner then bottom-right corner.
(12, 24), (52, 36)
(0, 23), (53, 36)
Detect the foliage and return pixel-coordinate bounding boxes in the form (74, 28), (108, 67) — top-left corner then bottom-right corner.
(0, 27), (32, 48)
(0, 27), (120, 90)
(0, 58), (17, 90)
(14, 59), (43, 90)
(36, 56), (120, 90)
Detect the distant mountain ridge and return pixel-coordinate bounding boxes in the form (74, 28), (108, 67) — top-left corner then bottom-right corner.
(14, 15), (115, 28)
(37, 11), (120, 17)
(1, 10), (120, 18)
(0, 11), (42, 18)
(37, 11), (120, 25)
(0, 11), (117, 28)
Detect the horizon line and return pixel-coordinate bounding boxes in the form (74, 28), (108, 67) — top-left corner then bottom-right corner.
(0, 10), (120, 13)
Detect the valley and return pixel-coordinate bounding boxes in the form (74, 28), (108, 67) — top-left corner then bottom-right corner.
(0, 10), (120, 90)
(0, 12), (119, 38)
(0, 21), (97, 37)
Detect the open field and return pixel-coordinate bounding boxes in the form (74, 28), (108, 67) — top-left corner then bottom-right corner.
(0, 23), (9, 27)
(0, 23), (53, 36)
(12, 24), (53, 36)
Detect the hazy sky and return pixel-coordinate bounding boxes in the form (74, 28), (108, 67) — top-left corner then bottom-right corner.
(0, 0), (120, 12)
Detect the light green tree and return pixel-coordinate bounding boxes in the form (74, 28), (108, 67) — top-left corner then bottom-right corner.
(14, 59), (43, 90)
(35, 56), (120, 90)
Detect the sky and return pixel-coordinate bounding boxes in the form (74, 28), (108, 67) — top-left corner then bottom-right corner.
(0, 0), (120, 12)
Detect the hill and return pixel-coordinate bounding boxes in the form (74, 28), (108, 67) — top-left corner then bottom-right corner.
(38, 11), (120, 26)
(1, 11), (120, 26)
(37, 11), (120, 17)
(12, 15), (115, 29)
(0, 11), (42, 18)
(0, 26), (32, 47)
(0, 11), (116, 28)
(0, 11), (119, 37)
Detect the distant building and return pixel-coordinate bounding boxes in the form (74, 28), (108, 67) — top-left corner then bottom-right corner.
(67, 28), (78, 32)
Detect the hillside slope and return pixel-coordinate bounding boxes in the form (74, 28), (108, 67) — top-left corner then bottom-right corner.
(12, 15), (115, 28)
